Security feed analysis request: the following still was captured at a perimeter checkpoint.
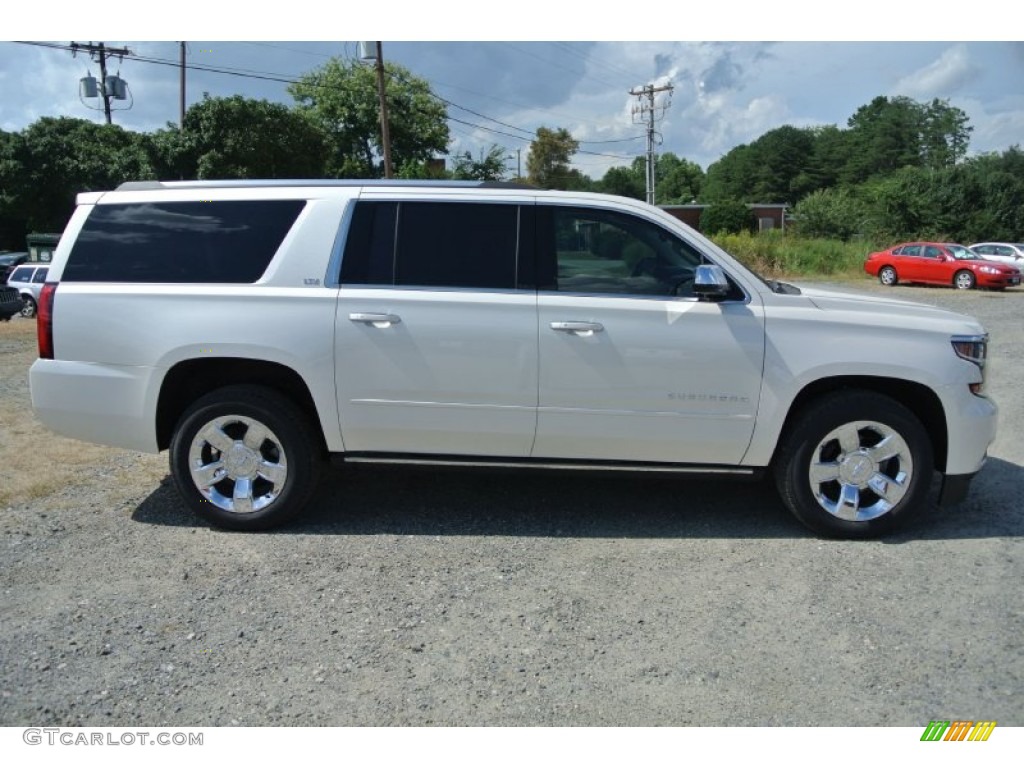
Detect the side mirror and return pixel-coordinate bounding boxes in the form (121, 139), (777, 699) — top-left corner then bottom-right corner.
(692, 264), (730, 301)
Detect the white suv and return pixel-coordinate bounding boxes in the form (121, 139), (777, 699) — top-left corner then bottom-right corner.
(29, 180), (997, 538)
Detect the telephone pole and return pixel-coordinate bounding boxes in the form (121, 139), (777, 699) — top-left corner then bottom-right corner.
(630, 82), (673, 205)
(179, 42), (186, 127)
(70, 42), (132, 124)
(374, 42), (394, 179)
(360, 42), (394, 178)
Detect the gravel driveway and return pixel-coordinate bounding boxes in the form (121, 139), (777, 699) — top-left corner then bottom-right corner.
(1, 280), (1021, 726)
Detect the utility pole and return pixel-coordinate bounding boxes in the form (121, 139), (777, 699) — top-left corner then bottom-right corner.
(374, 42), (394, 179)
(70, 42), (132, 124)
(179, 42), (186, 127)
(630, 82), (673, 205)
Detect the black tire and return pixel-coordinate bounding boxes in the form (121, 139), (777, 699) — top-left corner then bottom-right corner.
(773, 390), (933, 538)
(20, 295), (36, 318)
(169, 385), (323, 531)
(953, 270), (976, 290)
(878, 266), (898, 286)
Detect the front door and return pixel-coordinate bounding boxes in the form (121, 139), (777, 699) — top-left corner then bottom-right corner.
(533, 205), (765, 464)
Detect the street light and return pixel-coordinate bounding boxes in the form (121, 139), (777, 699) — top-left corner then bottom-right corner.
(360, 41), (394, 179)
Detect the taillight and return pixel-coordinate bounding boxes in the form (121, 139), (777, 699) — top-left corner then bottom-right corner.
(37, 282), (57, 359)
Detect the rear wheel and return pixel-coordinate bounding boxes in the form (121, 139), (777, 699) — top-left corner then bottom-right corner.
(169, 385), (323, 531)
(954, 270), (976, 290)
(878, 266), (898, 286)
(20, 295), (36, 318)
(774, 391), (933, 538)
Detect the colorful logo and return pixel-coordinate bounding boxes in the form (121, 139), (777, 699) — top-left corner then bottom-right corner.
(920, 720), (996, 741)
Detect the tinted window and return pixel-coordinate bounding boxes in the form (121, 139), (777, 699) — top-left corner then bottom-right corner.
(31, 268), (48, 283)
(539, 206), (706, 298)
(341, 201), (520, 290)
(340, 202), (398, 285)
(64, 200), (306, 283)
(924, 246), (943, 258)
(396, 203), (517, 289)
(901, 245), (922, 257)
(10, 266), (34, 282)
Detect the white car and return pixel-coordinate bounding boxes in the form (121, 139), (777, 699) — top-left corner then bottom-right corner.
(28, 180), (998, 538)
(6, 263), (49, 317)
(969, 242), (1024, 265)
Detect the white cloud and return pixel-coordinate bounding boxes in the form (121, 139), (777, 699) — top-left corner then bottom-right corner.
(891, 44), (980, 98)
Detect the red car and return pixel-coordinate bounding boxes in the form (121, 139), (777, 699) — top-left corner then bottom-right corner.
(864, 242), (1022, 290)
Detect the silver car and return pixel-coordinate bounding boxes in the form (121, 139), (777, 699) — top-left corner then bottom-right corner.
(7, 264), (49, 317)
(969, 242), (1024, 265)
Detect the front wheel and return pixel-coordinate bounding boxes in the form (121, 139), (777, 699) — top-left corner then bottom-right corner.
(169, 385), (323, 531)
(954, 270), (976, 290)
(773, 391), (933, 538)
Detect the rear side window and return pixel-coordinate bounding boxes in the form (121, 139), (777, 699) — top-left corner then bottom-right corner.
(341, 201), (520, 290)
(63, 200), (306, 283)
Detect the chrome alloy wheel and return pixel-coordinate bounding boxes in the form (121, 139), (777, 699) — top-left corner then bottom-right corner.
(187, 415), (288, 514)
(807, 420), (912, 522)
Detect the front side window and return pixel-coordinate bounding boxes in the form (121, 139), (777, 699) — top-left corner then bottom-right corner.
(540, 206), (707, 298)
(901, 245), (922, 257)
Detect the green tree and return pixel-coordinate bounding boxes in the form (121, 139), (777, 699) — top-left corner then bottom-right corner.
(527, 127), (579, 189)
(4, 117), (155, 234)
(701, 200), (755, 235)
(599, 163), (645, 199)
(150, 95), (330, 180)
(289, 57), (449, 178)
(701, 144), (758, 202)
(451, 145), (508, 181)
(792, 188), (867, 241)
(655, 152), (704, 203)
(921, 98), (972, 170)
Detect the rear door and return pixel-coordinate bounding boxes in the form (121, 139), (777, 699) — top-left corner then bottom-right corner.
(333, 197), (539, 456)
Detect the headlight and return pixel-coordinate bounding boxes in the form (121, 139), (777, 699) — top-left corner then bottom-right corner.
(952, 334), (987, 394)
(978, 266), (999, 274)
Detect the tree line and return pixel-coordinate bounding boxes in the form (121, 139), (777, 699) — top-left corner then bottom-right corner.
(2, 62), (1022, 250)
(540, 95), (1024, 244)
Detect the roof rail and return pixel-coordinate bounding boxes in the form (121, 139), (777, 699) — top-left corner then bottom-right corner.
(115, 179), (538, 191)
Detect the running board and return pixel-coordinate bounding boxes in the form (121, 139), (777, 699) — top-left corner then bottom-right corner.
(337, 454), (761, 478)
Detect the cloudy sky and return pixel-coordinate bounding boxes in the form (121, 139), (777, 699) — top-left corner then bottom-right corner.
(5, 4), (1021, 178)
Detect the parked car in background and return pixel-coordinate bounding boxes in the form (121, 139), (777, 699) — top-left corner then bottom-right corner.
(0, 251), (29, 283)
(864, 242), (1022, 290)
(0, 285), (23, 321)
(968, 242), (1024, 265)
(6, 264), (49, 317)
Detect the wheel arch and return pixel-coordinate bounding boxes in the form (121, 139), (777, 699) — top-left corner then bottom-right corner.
(770, 375), (947, 472)
(156, 357), (327, 453)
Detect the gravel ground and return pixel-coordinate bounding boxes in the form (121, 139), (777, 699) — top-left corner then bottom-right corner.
(0, 280), (1022, 727)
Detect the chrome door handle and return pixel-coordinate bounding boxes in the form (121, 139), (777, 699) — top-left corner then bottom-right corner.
(349, 312), (402, 327)
(550, 321), (604, 336)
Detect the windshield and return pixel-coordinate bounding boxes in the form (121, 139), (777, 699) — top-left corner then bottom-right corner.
(946, 244), (977, 260)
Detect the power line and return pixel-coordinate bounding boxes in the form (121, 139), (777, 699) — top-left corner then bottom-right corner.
(14, 40), (641, 168)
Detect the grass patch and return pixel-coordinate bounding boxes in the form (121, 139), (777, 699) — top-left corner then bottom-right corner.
(710, 231), (885, 279)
